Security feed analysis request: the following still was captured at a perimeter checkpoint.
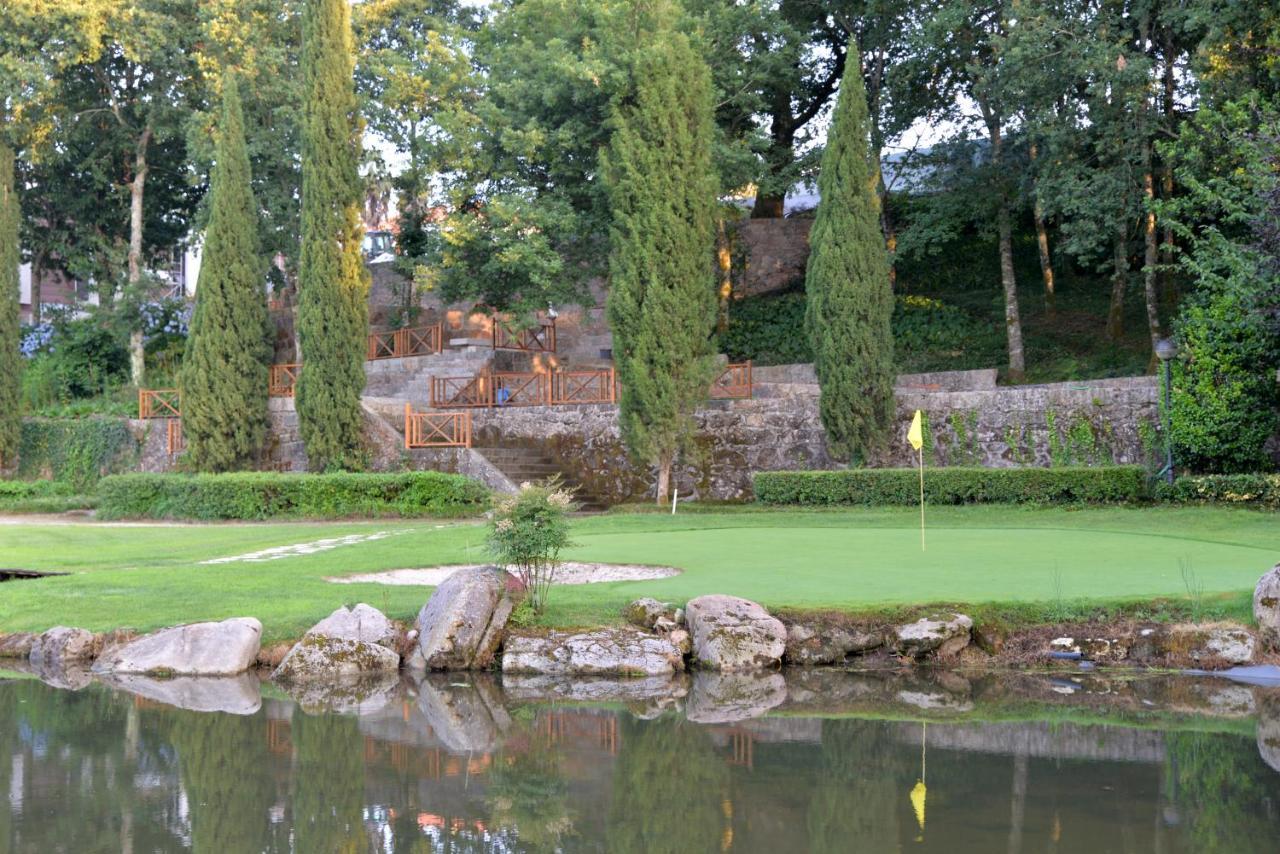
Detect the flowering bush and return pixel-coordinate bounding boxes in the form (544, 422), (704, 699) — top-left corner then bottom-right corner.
(486, 481), (576, 612)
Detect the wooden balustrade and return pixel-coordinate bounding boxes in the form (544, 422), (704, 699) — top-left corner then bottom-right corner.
(138, 388), (181, 419)
(430, 375), (491, 408)
(710, 360), (753, 399)
(404, 405), (472, 448)
(166, 418), (185, 455)
(269, 363), (300, 397)
(367, 323), (443, 360)
(551, 368), (616, 405)
(492, 317), (556, 353)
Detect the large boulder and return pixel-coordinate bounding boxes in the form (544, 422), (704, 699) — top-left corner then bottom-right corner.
(415, 566), (516, 670)
(785, 621), (882, 666)
(685, 595), (786, 671)
(92, 618), (262, 676)
(307, 603), (397, 648)
(30, 627), (99, 669)
(502, 628), (684, 677)
(893, 614), (973, 658)
(1255, 564), (1280, 650)
(1172, 624), (1257, 666)
(272, 635), (400, 682)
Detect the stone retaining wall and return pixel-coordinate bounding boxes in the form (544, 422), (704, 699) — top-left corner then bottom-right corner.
(458, 369), (1163, 501)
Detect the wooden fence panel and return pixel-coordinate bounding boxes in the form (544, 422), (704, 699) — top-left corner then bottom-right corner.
(139, 389), (181, 419)
(269, 363), (300, 397)
(404, 405), (472, 448)
(710, 361), (753, 399)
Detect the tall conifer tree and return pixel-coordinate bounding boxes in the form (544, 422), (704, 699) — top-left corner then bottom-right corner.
(0, 143), (20, 470)
(804, 50), (895, 462)
(603, 28), (718, 503)
(179, 75), (270, 472)
(297, 0), (370, 470)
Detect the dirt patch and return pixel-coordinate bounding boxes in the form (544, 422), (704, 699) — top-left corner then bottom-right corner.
(327, 562), (682, 587)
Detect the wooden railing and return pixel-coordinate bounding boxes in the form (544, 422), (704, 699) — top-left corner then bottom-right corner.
(367, 323), (443, 360)
(710, 361), (753, 399)
(430, 375), (491, 408)
(404, 405), (472, 448)
(551, 368), (616, 405)
(492, 317), (556, 353)
(166, 418), (185, 455)
(139, 388), (181, 419)
(269, 363), (300, 397)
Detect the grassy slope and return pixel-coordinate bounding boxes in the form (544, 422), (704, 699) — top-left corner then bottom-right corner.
(0, 506), (1276, 642)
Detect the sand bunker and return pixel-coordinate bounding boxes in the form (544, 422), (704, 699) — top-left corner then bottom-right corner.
(328, 562), (680, 586)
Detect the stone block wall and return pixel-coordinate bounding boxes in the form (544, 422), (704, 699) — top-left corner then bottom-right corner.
(737, 218), (813, 298)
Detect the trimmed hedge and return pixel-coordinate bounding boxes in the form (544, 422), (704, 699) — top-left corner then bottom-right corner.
(95, 471), (492, 520)
(0, 479), (93, 514)
(1158, 474), (1280, 509)
(753, 466), (1150, 506)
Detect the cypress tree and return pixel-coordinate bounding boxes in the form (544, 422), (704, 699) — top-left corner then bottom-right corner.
(179, 75), (271, 472)
(602, 30), (718, 503)
(804, 50), (896, 462)
(0, 143), (20, 471)
(297, 0), (370, 470)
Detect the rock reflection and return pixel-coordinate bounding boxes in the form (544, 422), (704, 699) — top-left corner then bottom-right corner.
(103, 673), (261, 715)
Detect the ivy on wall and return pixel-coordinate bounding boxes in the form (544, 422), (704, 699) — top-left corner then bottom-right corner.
(17, 418), (140, 491)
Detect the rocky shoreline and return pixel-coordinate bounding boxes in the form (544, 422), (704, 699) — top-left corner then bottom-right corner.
(3, 563), (1279, 698)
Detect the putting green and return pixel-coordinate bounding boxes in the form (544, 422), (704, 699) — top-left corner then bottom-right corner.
(563, 525), (1279, 608)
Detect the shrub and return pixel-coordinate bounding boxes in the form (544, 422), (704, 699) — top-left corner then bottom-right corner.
(0, 479), (94, 513)
(753, 466), (1150, 505)
(1157, 474), (1280, 509)
(17, 418), (139, 490)
(487, 481), (576, 612)
(95, 471), (491, 520)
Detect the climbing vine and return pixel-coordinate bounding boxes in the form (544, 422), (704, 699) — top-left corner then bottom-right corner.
(17, 418), (139, 491)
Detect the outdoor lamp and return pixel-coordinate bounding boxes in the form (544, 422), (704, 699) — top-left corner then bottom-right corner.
(1154, 337), (1177, 484)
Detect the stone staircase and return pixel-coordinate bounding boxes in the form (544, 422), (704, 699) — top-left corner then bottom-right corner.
(362, 342), (494, 401)
(473, 445), (608, 511)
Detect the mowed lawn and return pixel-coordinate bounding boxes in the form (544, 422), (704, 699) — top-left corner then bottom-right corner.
(0, 506), (1277, 642)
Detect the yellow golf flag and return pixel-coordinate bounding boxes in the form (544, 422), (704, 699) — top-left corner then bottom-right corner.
(907, 409), (924, 450)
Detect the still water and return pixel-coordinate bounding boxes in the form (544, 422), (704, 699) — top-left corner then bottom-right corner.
(1, 667), (1277, 853)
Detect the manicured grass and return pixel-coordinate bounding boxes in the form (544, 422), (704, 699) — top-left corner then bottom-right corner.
(0, 505), (1276, 642)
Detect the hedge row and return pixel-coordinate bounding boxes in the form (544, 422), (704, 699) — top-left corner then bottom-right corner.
(1157, 473), (1280, 509)
(95, 471), (491, 520)
(753, 466), (1150, 505)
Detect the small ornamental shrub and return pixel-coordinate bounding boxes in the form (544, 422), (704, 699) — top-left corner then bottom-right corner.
(753, 466), (1149, 505)
(487, 481), (576, 612)
(1157, 474), (1280, 509)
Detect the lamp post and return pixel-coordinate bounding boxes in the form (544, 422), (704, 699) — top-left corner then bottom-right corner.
(1154, 337), (1178, 484)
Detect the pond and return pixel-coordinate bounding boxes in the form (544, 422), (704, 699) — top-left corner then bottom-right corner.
(1, 666), (1277, 852)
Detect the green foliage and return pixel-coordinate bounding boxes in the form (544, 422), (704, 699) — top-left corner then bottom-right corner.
(603, 28), (718, 500)
(0, 479), (93, 513)
(16, 418), (138, 491)
(804, 50), (895, 462)
(94, 470), (490, 520)
(1169, 276), (1280, 473)
(0, 144), (19, 468)
(754, 465), (1150, 506)
(487, 481), (575, 612)
(180, 75), (271, 472)
(172, 710), (272, 853)
(1165, 730), (1280, 853)
(947, 410), (980, 465)
(1157, 474), (1280, 509)
(21, 316), (129, 407)
(296, 0), (370, 471)
(291, 708), (364, 853)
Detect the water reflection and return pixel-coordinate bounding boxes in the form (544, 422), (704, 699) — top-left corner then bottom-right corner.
(1, 668), (1278, 852)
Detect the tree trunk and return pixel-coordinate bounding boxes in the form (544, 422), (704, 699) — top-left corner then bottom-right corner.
(31, 250), (42, 323)
(1142, 149), (1162, 353)
(986, 113), (1025, 381)
(127, 126), (153, 387)
(716, 217), (733, 333)
(1107, 217), (1128, 343)
(655, 453), (672, 505)
(1029, 143), (1055, 316)
(751, 193), (785, 219)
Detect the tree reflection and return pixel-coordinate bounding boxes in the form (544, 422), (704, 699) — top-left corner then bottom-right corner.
(806, 719), (905, 852)
(1166, 730), (1279, 853)
(173, 711), (273, 852)
(607, 716), (729, 854)
(292, 708), (366, 853)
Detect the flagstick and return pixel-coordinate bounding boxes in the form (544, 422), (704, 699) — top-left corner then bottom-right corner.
(918, 445), (926, 552)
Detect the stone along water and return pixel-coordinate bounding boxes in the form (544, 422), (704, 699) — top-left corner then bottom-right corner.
(1, 670), (1278, 852)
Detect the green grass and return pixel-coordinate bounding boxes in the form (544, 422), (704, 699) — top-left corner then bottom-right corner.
(0, 505), (1276, 642)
